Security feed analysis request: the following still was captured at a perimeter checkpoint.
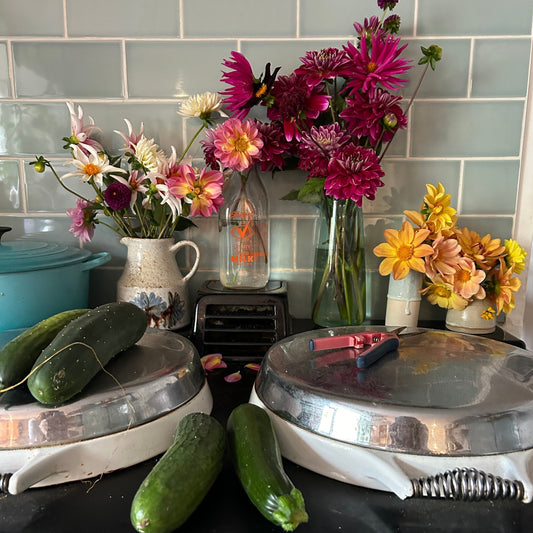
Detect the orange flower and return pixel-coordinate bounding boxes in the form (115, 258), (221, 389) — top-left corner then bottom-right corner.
(425, 234), (463, 277)
(456, 228), (505, 271)
(373, 221), (433, 280)
(422, 182), (457, 234)
(452, 257), (486, 299)
(487, 259), (521, 315)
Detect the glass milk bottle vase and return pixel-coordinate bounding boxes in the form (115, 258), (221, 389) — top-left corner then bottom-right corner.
(218, 165), (270, 289)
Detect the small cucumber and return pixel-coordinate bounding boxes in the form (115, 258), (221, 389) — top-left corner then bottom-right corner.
(27, 302), (147, 405)
(130, 412), (226, 533)
(227, 403), (309, 531)
(0, 308), (89, 390)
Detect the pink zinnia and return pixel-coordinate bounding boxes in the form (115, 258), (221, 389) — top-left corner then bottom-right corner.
(167, 164), (224, 217)
(298, 124), (351, 178)
(340, 87), (407, 145)
(66, 198), (96, 243)
(220, 51), (280, 119)
(212, 118), (263, 172)
(295, 47), (349, 87)
(325, 144), (385, 206)
(267, 73), (330, 141)
(342, 31), (411, 94)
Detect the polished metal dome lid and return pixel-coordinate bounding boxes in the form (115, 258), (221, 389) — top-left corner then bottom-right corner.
(255, 327), (533, 456)
(0, 329), (206, 449)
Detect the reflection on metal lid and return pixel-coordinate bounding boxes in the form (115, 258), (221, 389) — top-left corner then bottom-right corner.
(0, 329), (205, 449)
(255, 327), (533, 456)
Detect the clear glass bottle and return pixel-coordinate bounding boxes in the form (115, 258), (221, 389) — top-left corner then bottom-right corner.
(218, 164), (270, 289)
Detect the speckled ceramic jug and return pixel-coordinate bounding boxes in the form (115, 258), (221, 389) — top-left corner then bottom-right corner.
(117, 237), (200, 330)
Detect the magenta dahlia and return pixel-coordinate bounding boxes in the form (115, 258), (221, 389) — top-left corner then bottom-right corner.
(295, 47), (349, 87)
(297, 124), (351, 178)
(325, 144), (385, 206)
(104, 182), (132, 210)
(342, 31), (411, 94)
(220, 51), (280, 119)
(340, 87), (407, 146)
(255, 121), (292, 172)
(267, 73), (330, 142)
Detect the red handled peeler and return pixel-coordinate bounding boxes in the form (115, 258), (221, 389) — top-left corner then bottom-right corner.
(309, 327), (418, 369)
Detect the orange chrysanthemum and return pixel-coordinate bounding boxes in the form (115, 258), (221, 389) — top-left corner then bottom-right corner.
(373, 221), (433, 280)
(455, 228), (505, 271)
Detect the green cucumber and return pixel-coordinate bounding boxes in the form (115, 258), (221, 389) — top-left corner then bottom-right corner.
(0, 308), (90, 390)
(27, 302), (147, 405)
(130, 412), (226, 533)
(227, 403), (309, 531)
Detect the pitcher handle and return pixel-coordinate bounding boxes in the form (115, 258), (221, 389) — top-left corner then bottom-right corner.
(169, 240), (200, 282)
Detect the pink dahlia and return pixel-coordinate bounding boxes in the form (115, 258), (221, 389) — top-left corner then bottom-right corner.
(65, 102), (103, 155)
(297, 124), (351, 178)
(254, 121), (292, 172)
(342, 32), (411, 94)
(295, 47), (349, 87)
(167, 164), (224, 217)
(201, 128), (219, 170)
(212, 118), (263, 172)
(267, 73), (330, 142)
(220, 51), (280, 119)
(353, 16), (381, 41)
(66, 198), (96, 243)
(325, 144), (385, 206)
(340, 87), (407, 145)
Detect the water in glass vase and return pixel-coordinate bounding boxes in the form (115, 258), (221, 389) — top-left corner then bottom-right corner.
(218, 165), (270, 289)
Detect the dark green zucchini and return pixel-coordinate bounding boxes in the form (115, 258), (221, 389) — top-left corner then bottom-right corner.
(227, 403), (309, 531)
(0, 308), (89, 390)
(27, 301), (147, 405)
(130, 412), (226, 533)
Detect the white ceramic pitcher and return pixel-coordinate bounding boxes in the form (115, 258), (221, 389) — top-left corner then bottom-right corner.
(117, 237), (200, 330)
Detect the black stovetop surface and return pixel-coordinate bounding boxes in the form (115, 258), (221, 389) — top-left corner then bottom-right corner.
(0, 321), (530, 533)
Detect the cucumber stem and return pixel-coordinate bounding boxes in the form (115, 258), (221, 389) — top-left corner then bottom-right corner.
(272, 489), (309, 531)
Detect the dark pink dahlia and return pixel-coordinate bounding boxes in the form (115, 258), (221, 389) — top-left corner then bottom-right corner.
(294, 47), (349, 87)
(342, 31), (411, 94)
(325, 144), (385, 206)
(353, 16), (381, 41)
(267, 73), (330, 141)
(297, 124), (351, 178)
(201, 128), (218, 169)
(255, 121), (292, 172)
(220, 51), (280, 120)
(340, 87), (407, 146)
(104, 181), (131, 210)
(378, 0), (399, 10)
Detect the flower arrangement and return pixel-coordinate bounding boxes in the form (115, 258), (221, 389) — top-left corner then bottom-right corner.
(32, 93), (226, 242)
(200, 0), (441, 207)
(373, 183), (527, 319)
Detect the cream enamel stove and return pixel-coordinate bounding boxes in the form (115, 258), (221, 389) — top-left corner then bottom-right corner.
(0, 329), (212, 494)
(250, 326), (533, 502)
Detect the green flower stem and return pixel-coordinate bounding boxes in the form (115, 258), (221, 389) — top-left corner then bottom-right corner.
(176, 122), (207, 165)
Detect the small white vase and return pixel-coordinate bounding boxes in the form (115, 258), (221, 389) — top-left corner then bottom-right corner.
(445, 298), (496, 334)
(117, 237), (200, 330)
(385, 270), (424, 328)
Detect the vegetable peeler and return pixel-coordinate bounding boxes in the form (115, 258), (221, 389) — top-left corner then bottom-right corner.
(309, 327), (420, 368)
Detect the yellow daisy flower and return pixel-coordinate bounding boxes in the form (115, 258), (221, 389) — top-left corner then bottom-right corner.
(423, 182), (457, 234)
(504, 239), (527, 274)
(421, 275), (469, 310)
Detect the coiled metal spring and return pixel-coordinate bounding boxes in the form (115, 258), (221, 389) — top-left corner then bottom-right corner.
(0, 473), (11, 494)
(410, 468), (524, 501)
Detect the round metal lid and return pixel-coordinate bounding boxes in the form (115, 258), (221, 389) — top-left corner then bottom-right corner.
(255, 326), (533, 457)
(0, 228), (92, 274)
(0, 329), (206, 449)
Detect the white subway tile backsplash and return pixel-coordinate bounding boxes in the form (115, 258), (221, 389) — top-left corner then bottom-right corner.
(0, 0), (64, 37)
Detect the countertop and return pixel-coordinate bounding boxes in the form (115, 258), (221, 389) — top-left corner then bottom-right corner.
(0, 323), (530, 532)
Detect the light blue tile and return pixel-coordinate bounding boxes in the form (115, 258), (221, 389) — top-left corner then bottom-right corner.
(0, 161), (21, 211)
(0, 102), (67, 156)
(183, 216), (219, 271)
(13, 42), (122, 98)
(368, 160), (461, 214)
(67, 0), (180, 37)
(296, 218), (316, 269)
(402, 39), (470, 98)
(462, 161), (520, 215)
(271, 218), (293, 270)
(0, 0), (64, 36)
(363, 215), (401, 270)
(300, 0), (415, 37)
(126, 41), (235, 98)
(455, 216), (514, 242)
(472, 39), (531, 97)
(280, 270), (314, 318)
(411, 101), (524, 157)
(0, 43), (10, 98)
(264, 169), (319, 216)
(417, 0), (533, 36)
(24, 159), (88, 212)
(183, 0), (296, 38)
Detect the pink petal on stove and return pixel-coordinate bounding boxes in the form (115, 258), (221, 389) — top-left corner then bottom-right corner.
(244, 363), (261, 372)
(224, 371), (242, 383)
(201, 353), (227, 371)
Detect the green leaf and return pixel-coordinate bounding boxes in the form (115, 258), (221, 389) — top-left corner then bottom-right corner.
(297, 177), (326, 204)
(281, 189), (300, 201)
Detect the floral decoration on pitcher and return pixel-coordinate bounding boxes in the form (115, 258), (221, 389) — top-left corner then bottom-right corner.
(131, 291), (185, 330)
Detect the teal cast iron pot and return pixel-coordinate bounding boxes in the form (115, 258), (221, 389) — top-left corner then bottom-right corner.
(0, 227), (110, 331)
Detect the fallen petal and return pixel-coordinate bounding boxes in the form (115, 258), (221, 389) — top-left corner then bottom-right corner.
(201, 353), (227, 371)
(244, 363), (261, 372)
(224, 371), (242, 383)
